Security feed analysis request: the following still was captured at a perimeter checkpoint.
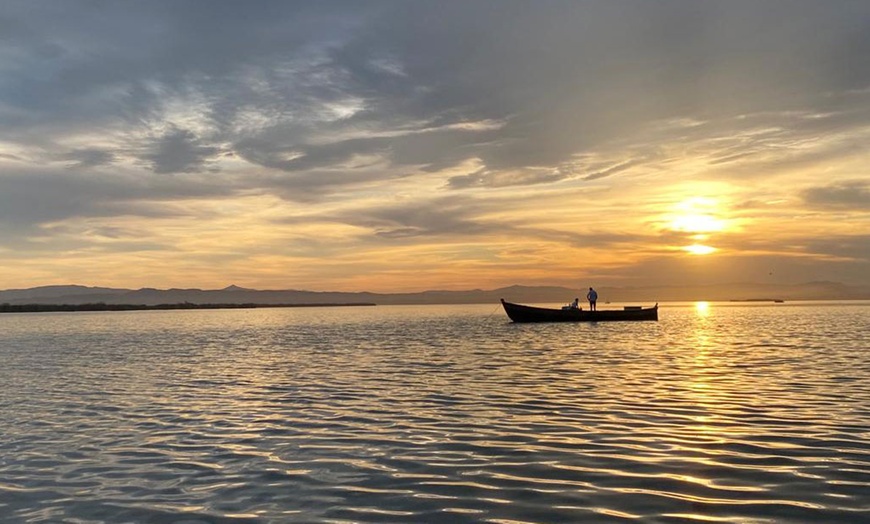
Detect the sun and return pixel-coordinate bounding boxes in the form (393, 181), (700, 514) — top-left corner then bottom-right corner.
(684, 244), (717, 255)
(669, 197), (726, 233)
(664, 197), (729, 255)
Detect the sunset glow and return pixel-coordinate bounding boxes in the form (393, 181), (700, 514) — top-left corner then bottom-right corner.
(0, 2), (868, 293)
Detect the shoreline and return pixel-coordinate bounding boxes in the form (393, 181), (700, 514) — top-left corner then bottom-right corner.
(0, 302), (377, 313)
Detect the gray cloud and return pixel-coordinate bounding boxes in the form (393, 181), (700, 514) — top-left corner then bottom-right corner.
(0, 168), (238, 234)
(63, 148), (115, 169)
(145, 127), (221, 174)
(4, 0), (868, 190)
(804, 235), (870, 261)
(802, 180), (870, 210)
(235, 135), (388, 173)
(340, 196), (501, 239)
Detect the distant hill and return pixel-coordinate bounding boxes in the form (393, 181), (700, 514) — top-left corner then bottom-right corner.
(0, 285), (128, 302)
(1, 281), (868, 306)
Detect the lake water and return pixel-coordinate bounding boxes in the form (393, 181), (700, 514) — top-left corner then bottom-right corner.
(1, 301), (869, 523)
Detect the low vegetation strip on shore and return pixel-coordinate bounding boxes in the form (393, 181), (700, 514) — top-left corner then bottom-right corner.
(0, 303), (376, 313)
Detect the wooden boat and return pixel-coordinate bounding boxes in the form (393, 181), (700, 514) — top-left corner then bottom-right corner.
(501, 299), (658, 323)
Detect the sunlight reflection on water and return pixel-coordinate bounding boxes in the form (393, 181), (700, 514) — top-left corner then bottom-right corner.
(1, 302), (869, 522)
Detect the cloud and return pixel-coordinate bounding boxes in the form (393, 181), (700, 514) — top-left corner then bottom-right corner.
(804, 235), (870, 261)
(143, 127), (222, 174)
(802, 181), (870, 210)
(5, 1), (869, 185)
(328, 196), (503, 240)
(0, 168), (238, 234)
(1, 1), (869, 289)
(582, 157), (654, 182)
(448, 167), (569, 189)
(278, 194), (655, 254)
(63, 148), (115, 169)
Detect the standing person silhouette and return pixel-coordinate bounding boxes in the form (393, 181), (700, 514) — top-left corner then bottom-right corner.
(586, 287), (598, 311)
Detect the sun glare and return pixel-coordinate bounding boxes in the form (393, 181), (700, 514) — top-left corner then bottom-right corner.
(683, 244), (716, 255)
(661, 197), (732, 256)
(669, 197), (726, 233)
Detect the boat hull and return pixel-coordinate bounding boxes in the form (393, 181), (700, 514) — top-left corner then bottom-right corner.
(501, 299), (658, 323)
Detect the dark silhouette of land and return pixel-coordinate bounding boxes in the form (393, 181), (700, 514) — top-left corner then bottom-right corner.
(0, 302), (375, 314)
(0, 281), (868, 309)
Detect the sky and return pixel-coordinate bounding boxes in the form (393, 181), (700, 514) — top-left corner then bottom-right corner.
(1, 0), (869, 292)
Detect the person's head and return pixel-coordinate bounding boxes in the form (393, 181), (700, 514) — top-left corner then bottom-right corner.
(589, 287), (593, 290)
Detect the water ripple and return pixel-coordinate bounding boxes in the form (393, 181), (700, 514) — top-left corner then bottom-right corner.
(1, 303), (869, 522)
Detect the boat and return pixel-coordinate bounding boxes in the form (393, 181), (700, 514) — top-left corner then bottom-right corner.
(500, 299), (658, 323)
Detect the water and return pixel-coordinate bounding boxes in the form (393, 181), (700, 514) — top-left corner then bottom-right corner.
(1, 302), (869, 523)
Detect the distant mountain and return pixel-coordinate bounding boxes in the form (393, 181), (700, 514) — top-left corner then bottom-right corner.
(0, 281), (868, 306)
(221, 284), (253, 292)
(0, 285), (128, 302)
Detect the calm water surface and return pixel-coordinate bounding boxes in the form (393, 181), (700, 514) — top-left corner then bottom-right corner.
(1, 302), (869, 523)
